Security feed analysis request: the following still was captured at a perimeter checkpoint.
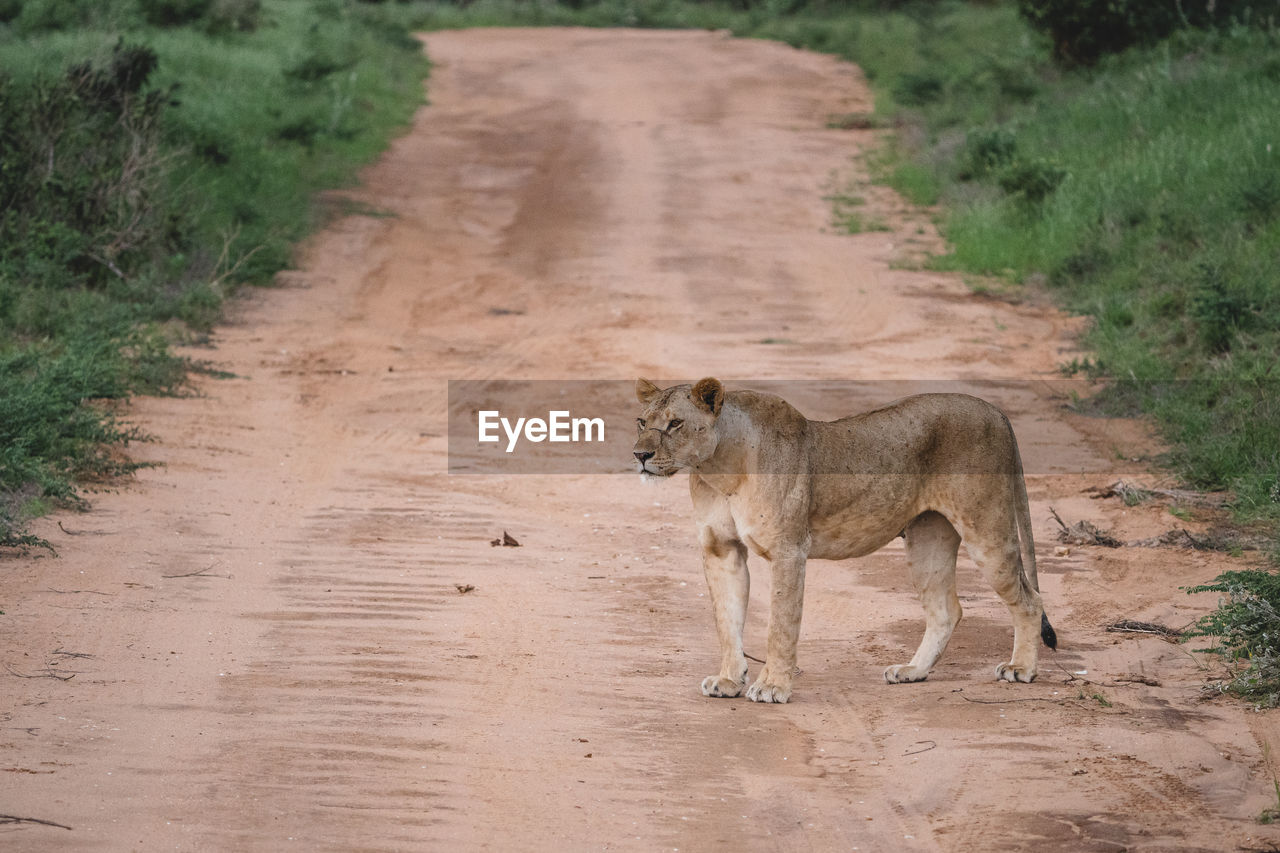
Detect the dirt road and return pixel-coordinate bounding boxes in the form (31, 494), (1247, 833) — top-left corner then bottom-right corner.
(3, 28), (1278, 851)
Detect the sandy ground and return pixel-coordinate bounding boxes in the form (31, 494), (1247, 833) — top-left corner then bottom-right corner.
(3, 28), (1280, 852)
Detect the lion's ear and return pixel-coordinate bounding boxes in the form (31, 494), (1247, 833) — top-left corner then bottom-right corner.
(635, 378), (661, 404)
(691, 377), (723, 416)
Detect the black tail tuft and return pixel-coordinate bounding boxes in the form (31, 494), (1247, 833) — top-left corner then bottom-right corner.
(1041, 612), (1058, 650)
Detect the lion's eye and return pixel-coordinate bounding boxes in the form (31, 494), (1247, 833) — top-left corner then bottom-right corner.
(636, 419), (645, 432)
(668, 419), (683, 431)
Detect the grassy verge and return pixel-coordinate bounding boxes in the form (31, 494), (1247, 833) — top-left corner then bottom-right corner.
(0, 0), (428, 547)
(928, 28), (1280, 519)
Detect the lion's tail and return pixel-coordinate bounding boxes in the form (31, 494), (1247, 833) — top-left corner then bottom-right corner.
(1012, 428), (1057, 651)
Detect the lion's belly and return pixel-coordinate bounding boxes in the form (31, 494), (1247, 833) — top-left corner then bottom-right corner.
(808, 499), (921, 558)
(807, 517), (903, 560)
(805, 475), (925, 561)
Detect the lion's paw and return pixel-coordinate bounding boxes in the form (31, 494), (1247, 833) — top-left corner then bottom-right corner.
(745, 675), (792, 704)
(995, 662), (1036, 683)
(701, 674), (745, 698)
(883, 664), (929, 684)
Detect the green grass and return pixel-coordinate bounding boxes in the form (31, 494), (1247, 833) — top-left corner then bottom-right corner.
(923, 28), (1280, 524)
(0, 0), (429, 547)
(867, 143), (943, 207)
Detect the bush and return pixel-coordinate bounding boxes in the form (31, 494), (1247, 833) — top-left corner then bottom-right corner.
(894, 70), (945, 106)
(997, 158), (1066, 203)
(1186, 570), (1280, 707)
(1190, 261), (1253, 354)
(10, 0), (95, 33)
(1239, 165), (1280, 224)
(958, 127), (1017, 180)
(0, 41), (181, 306)
(203, 0), (261, 33)
(1019, 0), (1280, 65)
(0, 334), (155, 548)
(138, 0), (261, 33)
(139, 0), (212, 27)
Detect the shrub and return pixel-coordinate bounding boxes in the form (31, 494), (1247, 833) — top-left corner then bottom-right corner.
(1019, 0), (1280, 65)
(203, 0), (261, 33)
(0, 334), (155, 548)
(0, 41), (180, 304)
(1190, 261), (1253, 354)
(1050, 243), (1109, 286)
(894, 71), (945, 106)
(1239, 166), (1280, 224)
(1186, 570), (1280, 707)
(138, 0), (261, 32)
(10, 0), (95, 33)
(139, 0), (212, 27)
(997, 158), (1066, 203)
(958, 127), (1017, 180)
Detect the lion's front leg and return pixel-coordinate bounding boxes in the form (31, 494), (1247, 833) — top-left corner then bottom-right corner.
(700, 534), (750, 698)
(746, 550), (806, 704)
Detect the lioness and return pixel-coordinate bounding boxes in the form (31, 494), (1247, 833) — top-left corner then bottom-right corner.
(633, 378), (1056, 703)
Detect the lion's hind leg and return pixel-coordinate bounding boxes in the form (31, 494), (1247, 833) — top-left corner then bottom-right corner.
(884, 511), (962, 684)
(963, 523), (1044, 683)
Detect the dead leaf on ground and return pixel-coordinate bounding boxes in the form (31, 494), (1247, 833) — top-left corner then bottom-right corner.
(490, 531), (521, 547)
(455, 584), (475, 594)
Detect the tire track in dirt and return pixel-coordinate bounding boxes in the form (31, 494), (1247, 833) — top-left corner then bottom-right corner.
(2, 27), (1277, 852)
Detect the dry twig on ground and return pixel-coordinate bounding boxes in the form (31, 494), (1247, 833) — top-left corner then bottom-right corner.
(1106, 619), (1183, 638)
(4, 664), (75, 682)
(162, 562), (231, 579)
(1085, 480), (1228, 508)
(1049, 506), (1122, 547)
(0, 813), (71, 830)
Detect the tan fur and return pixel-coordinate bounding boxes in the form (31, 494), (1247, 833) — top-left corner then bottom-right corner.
(633, 378), (1051, 703)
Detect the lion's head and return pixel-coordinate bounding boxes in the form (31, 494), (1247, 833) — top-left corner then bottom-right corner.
(632, 377), (724, 477)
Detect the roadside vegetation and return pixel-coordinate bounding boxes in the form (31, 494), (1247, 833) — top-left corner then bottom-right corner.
(0, 0), (428, 547)
(1186, 571), (1280, 708)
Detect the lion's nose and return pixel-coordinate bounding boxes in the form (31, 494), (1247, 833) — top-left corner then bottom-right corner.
(634, 450), (654, 463)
